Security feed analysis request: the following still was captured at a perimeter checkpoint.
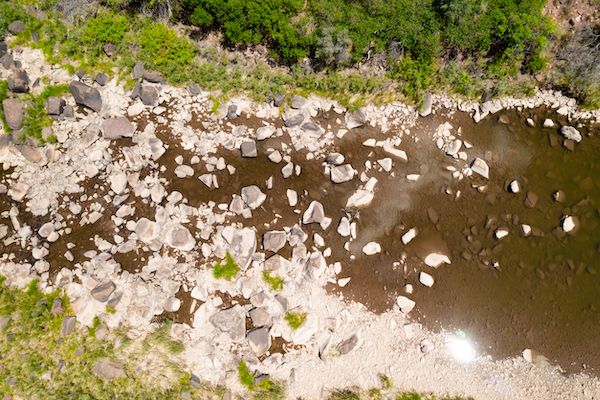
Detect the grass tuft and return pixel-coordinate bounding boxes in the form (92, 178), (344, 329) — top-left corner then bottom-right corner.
(284, 311), (306, 330)
(262, 270), (284, 291)
(212, 252), (240, 281)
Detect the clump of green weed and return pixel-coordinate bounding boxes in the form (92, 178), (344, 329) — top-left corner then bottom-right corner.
(262, 271), (283, 291)
(212, 252), (240, 281)
(284, 311), (306, 330)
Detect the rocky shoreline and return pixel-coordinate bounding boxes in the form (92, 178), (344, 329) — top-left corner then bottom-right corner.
(1, 40), (600, 400)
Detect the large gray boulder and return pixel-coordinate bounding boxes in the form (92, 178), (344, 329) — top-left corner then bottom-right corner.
(140, 85), (158, 106)
(240, 140), (257, 158)
(61, 316), (77, 335)
(209, 306), (245, 341)
(7, 21), (25, 35)
(262, 231), (286, 253)
(560, 126), (582, 143)
(8, 69), (29, 93)
(101, 116), (135, 140)
(247, 327), (271, 356)
(2, 99), (24, 130)
(46, 96), (65, 115)
(143, 70), (163, 83)
(69, 81), (102, 112)
(92, 358), (126, 380)
(132, 62), (144, 79)
(90, 281), (116, 302)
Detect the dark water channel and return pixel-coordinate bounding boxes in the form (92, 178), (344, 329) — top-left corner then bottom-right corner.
(333, 109), (600, 374)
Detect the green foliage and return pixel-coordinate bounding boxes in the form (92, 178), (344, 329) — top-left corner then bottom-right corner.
(81, 12), (130, 46)
(0, 2), (28, 38)
(329, 389), (361, 400)
(146, 320), (185, 355)
(284, 311), (306, 330)
(138, 22), (196, 83)
(0, 276), (219, 399)
(180, 0), (308, 64)
(18, 84), (68, 143)
(238, 360), (284, 399)
(389, 55), (435, 104)
(212, 252), (240, 281)
(0, 80), (9, 130)
(105, 305), (117, 314)
(238, 360), (255, 389)
(262, 270), (283, 291)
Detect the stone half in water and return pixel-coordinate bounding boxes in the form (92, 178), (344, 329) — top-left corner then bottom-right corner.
(423, 252), (451, 268)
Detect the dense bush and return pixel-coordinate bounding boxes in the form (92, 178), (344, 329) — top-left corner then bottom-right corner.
(80, 12), (130, 46)
(0, 1), (28, 39)
(180, 0), (309, 63)
(437, 0), (553, 75)
(138, 22), (196, 83)
(556, 24), (600, 108)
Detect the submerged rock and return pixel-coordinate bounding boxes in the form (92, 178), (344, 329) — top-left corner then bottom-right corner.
(330, 164), (355, 183)
(362, 242), (381, 255)
(560, 126), (582, 143)
(424, 253), (451, 268)
(471, 158), (489, 179)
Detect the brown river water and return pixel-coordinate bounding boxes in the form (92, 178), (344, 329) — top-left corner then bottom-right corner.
(1, 105), (598, 374)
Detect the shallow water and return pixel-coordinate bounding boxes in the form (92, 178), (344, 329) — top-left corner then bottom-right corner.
(333, 109), (600, 374)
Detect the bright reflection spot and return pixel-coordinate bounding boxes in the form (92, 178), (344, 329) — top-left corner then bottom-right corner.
(446, 330), (476, 363)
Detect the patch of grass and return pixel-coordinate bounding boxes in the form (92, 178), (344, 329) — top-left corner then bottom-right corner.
(18, 84), (68, 143)
(329, 389), (361, 400)
(137, 21), (196, 84)
(146, 320), (185, 355)
(284, 311), (306, 330)
(238, 360), (255, 389)
(262, 270), (283, 291)
(0, 80), (9, 131)
(238, 360), (285, 400)
(105, 305), (116, 314)
(0, 1), (28, 38)
(0, 275), (220, 399)
(212, 251), (240, 281)
(379, 373), (393, 390)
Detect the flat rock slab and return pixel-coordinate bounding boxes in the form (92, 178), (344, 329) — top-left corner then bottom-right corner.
(92, 358), (126, 380)
(165, 225), (196, 251)
(91, 281), (116, 302)
(2, 99), (23, 130)
(240, 140), (257, 158)
(8, 69), (29, 93)
(247, 326), (271, 356)
(70, 81), (102, 112)
(101, 117), (135, 140)
(209, 306), (245, 342)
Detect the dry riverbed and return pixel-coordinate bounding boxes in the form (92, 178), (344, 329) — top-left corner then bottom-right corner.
(1, 43), (600, 400)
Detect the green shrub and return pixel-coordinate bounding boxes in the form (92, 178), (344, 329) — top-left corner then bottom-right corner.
(138, 22), (196, 83)
(0, 80), (9, 130)
(262, 271), (283, 291)
(212, 252), (240, 281)
(284, 311), (306, 330)
(19, 84), (68, 143)
(0, 2), (28, 39)
(81, 12), (130, 46)
(180, 0), (308, 64)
